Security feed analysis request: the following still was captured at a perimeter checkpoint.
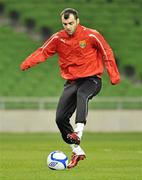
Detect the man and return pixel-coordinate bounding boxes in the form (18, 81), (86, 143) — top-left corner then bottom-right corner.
(20, 8), (120, 169)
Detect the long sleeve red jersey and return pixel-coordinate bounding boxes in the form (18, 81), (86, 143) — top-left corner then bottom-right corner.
(20, 24), (120, 84)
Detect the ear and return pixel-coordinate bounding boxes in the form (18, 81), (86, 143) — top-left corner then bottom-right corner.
(77, 18), (80, 24)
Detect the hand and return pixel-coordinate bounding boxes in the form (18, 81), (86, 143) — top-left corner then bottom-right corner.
(111, 79), (120, 85)
(20, 62), (30, 71)
(111, 82), (116, 85)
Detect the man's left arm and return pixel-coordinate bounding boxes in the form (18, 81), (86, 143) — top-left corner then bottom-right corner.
(90, 31), (120, 85)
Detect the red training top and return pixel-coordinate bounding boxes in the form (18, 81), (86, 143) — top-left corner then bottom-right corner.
(20, 24), (120, 84)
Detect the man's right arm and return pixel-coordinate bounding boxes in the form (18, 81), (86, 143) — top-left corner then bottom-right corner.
(20, 33), (59, 71)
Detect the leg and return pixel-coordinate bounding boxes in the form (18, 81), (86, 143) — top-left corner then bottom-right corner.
(56, 81), (77, 144)
(67, 76), (102, 169)
(76, 76), (102, 124)
(67, 76), (102, 143)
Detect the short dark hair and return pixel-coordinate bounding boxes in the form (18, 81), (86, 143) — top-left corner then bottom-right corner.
(60, 8), (79, 20)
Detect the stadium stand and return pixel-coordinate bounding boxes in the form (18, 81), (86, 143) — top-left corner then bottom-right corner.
(0, 0), (142, 97)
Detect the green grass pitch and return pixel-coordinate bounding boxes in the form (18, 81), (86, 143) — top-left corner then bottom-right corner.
(0, 133), (142, 180)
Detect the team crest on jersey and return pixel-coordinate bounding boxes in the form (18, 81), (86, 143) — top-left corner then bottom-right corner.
(79, 40), (86, 48)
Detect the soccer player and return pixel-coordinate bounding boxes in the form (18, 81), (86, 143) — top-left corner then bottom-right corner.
(20, 8), (120, 169)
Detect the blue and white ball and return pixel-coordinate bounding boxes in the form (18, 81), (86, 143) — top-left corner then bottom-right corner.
(47, 151), (68, 170)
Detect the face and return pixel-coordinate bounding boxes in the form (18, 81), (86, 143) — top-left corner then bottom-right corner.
(61, 14), (79, 35)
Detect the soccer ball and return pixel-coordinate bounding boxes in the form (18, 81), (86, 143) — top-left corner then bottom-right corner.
(47, 151), (68, 170)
